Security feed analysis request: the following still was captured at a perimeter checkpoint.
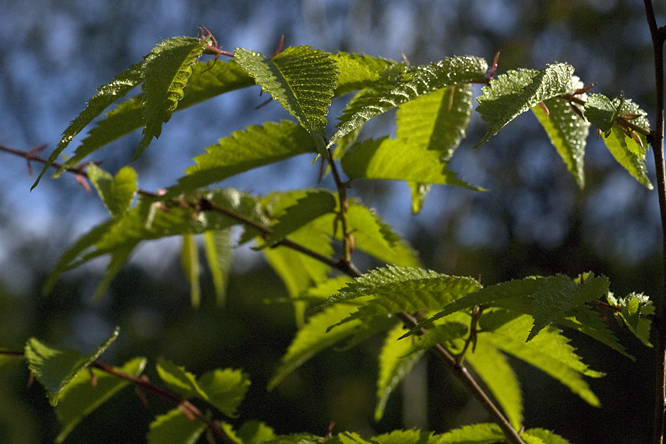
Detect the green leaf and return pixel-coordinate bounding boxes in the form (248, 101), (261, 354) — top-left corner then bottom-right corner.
(340, 135), (481, 189)
(346, 202), (421, 268)
(168, 120), (319, 196)
(62, 59), (254, 172)
(203, 228), (233, 307)
(476, 63), (575, 147)
(332, 52), (403, 97)
(146, 408), (207, 444)
(235, 46), (338, 156)
(237, 420), (276, 444)
(268, 303), (363, 390)
(0, 352), (23, 377)
(87, 164), (138, 218)
(156, 358), (208, 398)
(197, 368), (251, 417)
(32, 61), (145, 189)
(374, 324), (426, 421)
(136, 36), (208, 159)
(43, 189), (264, 298)
(262, 433), (323, 444)
(322, 266), (481, 330)
(25, 327), (120, 406)
(531, 77), (589, 188)
(439, 423), (505, 443)
(331, 56), (488, 146)
(557, 304), (632, 358)
(481, 313), (603, 406)
(591, 96), (652, 189)
(55, 357), (147, 443)
(465, 339), (523, 429)
(607, 292), (654, 347)
(181, 233), (201, 308)
(262, 190), (337, 247)
(583, 93), (618, 135)
(415, 274), (610, 341)
(522, 428), (571, 444)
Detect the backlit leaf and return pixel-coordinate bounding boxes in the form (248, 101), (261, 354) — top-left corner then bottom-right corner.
(87, 164), (137, 218)
(146, 408), (207, 444)
(476, 63), (575, 146)
(332, 52), (403, 97)
(181, 233), (201, 308)
(25, 327), (120, 406)
(55, 357), (147, 443)
(203, 228), (233, 307)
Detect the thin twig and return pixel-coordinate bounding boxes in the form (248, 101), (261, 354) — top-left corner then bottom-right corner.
(643, 2), (666, 443)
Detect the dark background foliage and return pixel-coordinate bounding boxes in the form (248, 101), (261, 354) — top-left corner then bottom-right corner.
(0, 1), (660, 443)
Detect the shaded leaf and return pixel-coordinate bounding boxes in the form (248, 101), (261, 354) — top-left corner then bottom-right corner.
(136, 36), (208, 159)
(331, 56), (488, 145)
(476, 63), (575, 146)
(55, 357), (147, 443)
(25, 327), (120, 406)
(146, 408), (207, 444)
(87, 164), (138, 218)
(203, 228), (233, 307)
(607, 292), (654, 347)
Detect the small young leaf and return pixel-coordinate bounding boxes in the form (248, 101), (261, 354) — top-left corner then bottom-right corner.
(156, 358), (207, 398)
(55, 357), (147, 443)
(235, 46), (338, 156)
(531, 77), (589, 188)
(607, 292), (654, 347)
(522, 428), (571, 444)
(25, 327), (120, 406)
(146, 408), (207, 444)
(374, 324), (426, 421)
(237, 420), (276, 444)
(181, 233), (201, 308)
(583, 93), (616, 135)
(32, 61), (145, 189)
(331, 56), (488, 145)
(87, 164), (138, 218)
(203, 228), (233, 307)
(476, 63), (575, 147)
(136, 36), (208, 159)
(262, 190), (337, 247)
(197, 368), (251, 418)
(168, 120), (318, 196)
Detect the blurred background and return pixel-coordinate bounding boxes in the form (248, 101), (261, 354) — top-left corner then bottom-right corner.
(0, 0), (661, 443)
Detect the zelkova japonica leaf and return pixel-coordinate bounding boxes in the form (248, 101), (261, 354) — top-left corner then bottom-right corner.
(32, 61), (145, 189)
(203, 228), (233, 307)
(340, 136), (482, 189)
(43, 189), (265, 298)
(607, 292), (654, 347)
(55, 357), (148, 443)
(465, 340), (523, 429)
(146, 408), (208, 444)
(322, 266), (482, 330)
(181, 233), (201, 308)
(521, 429), (571, 444)
(585, 95), (652, 189)
(156, 359), (250, 417)
(87, 164), (137, 218)
(332, 52), (404, 97)
(412, 274), (609, 341)
(167, 120), (318, 196)
(25, 327), (120, 407)
(331, 56), (488, 146)
(439, 423), (506, 443)
(60, 59), (254, 173)
(261, 190), (337, 247)
(480, 313), (603, 406)
(476, 63), (575, 147)
(374, 325), (427, 421)
(234, 46), (338, 156)
(136, 36), (208, 159)
(531, 77), (589, 188)
(237, 420), (276, 444)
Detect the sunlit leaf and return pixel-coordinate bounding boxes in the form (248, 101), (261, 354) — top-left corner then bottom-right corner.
(332, 52), (404, 97)
(181, 233), (201, 308)
(532, 77), (589, 188)
(331, 56), (488, 145)
(87, 164), (138, 218)
(136, 36), (208, 159)
(476, 63), (575, 146)
(25, 327), (120, 406)
(237, 420), (276, 444)
(522, 428), (571, 444)
(607, 292), (654, 347)
(32, 61), (144, 189)
(203, 228), (233, 307)
(55, 357), (147, 443)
